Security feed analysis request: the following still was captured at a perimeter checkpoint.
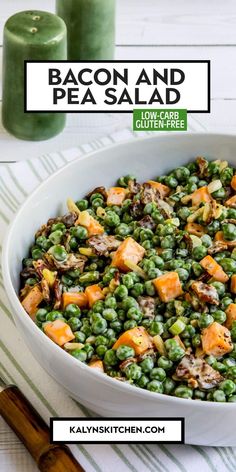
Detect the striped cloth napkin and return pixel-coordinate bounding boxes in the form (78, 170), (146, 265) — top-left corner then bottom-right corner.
(0, 127), (235, 472)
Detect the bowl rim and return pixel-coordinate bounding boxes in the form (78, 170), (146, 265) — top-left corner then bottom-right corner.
(2, 131), (236, 410)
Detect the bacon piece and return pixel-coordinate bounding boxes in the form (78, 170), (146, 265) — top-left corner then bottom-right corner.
(175, 354), (223, 390)
(191, 281), (219, 305)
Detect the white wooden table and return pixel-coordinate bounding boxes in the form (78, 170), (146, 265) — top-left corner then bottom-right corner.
(0, 0), (236, 469)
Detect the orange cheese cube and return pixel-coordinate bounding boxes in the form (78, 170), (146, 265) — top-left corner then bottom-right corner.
(62, 292), (88, 309)
(200, 255), (229, 283)
(113, 326), (153, 355)
(201, 322), (233, 357)
(89, 360), (104, 373)
(107, 187), (127, 206)
(111, 237), (145, 272)
(225, 195), (236, 208)
(146, 180), (170, 198)
(153, 272), (183, 303)
(44, 320), (75, 346)
(225, 304), (236, 329)
(77, 211), (104, 237)
(21, 285), (43, 318)
(231, 175), (236, 191)
(231, 274), (236, 294)
(191, 186), (211, 207)
(85, 284), (105, 307)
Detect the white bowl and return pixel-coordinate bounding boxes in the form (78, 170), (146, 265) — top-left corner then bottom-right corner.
(2, 133), (236, 446)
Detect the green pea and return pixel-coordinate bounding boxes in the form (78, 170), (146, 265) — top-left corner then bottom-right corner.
(126, 307), (142, 322)
(104, 349), (117, 366)
(103, 308), (117, 322)
(147, 380), (164, 393)
(36, 308), (48, 322)
(96, 345), (107, 358)
(71, 226), (88, 240)
(148, 321), (163, 336)
(220, 379), (235, 396)
(212, 390), (226, 402)
(151, 211), (164, 224)
(220, 167), (233, 186)
(32, 247), (44, 260)
(121, 297), (139, 311)
(92, 318), (107, 334)
(117, 309), (126, 321)
(192, 334), (202, 348)
(65, 304), (81, 318)
(208, 162), (219, 175)
(51, 222), (66, 232)
(46, 311), (64, 322)
(79, 271), (100, 284)
(168, 346), (185, 362)
(83, 344), (94, 359)
(49, 245), (67, 262)
(144, 280), (155, 296)
(157, 356), (173, 370)
(67, 317), (82, 331)
(228, 366), (236, 379)
(95, 335), (109, 347)
(177, 207), (191, 221)
(198, 314), (214, 329)
(131, 283), (144, 298)
(208, 220), (220, 236)
(201, 234), (212, 248)
(176, 268), (189, 281)
(150, 367), (166, 381)
(161, 249), (173, 261)
(105, 296), (117, 309)
(144, 202), (156, 214)
(161, 235), (175, 249)
(221, 296), (233, 310)
(186, 182), (197, 193)
(212, 188), (227, 199)
(74, 331), (86, 343)
(163, 378), (176, 394)
(69, 237), (78, 251)
(140, 228), (154, 242)
(106, 328), (116, 339)
(227, 208), (236, 219)
(174, 166), (190, 182)
(213, 361), (227, 373)
(76, 199), (88, 211)
(124, 320), (137, 330)
(181, 325), (196, 338)
(104, 211), (120, 227)
(122, 273), (134, 289)
(115, 223), (131, 237)
(22, 257), (33, 268)
(192, 245), (208, 261)
(212, 309), (226, 324)
(25, 277), (38, 286)
(49, 230), (63, 245)
(140, 357), (155, 373)
(228, 395), (236, 402)
(114, 285), (129, 299)
(36, 236), (51, 250)
(231, 321), (236, 341)
(92, 300), (105, 313)
(92, 197), (104, 209)
(210, 281), (226, 298)
(116, 345), (135, 360)
(137, 375), (149, 388)
(71, 349), (87, 362)
(194, 390), (206, 400)
(165, 175), (178, 188)
(125, 363), (142, 380)
(222, 223), (236, 241)
(103, 268), (118, 284)
(174, 385), (193, 399)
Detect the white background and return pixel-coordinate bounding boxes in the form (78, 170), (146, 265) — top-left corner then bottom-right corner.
(26, 62), (209, 112)
(52, 419), (183, 442)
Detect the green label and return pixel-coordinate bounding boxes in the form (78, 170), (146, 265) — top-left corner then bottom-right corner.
(133, 109), (187, 131)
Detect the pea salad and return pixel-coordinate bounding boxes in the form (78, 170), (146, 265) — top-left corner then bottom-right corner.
(19, 157), (236, 402)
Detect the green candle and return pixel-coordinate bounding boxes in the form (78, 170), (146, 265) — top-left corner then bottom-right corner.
(56, 0), (116, 60)
(2, 11), (67, 141)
